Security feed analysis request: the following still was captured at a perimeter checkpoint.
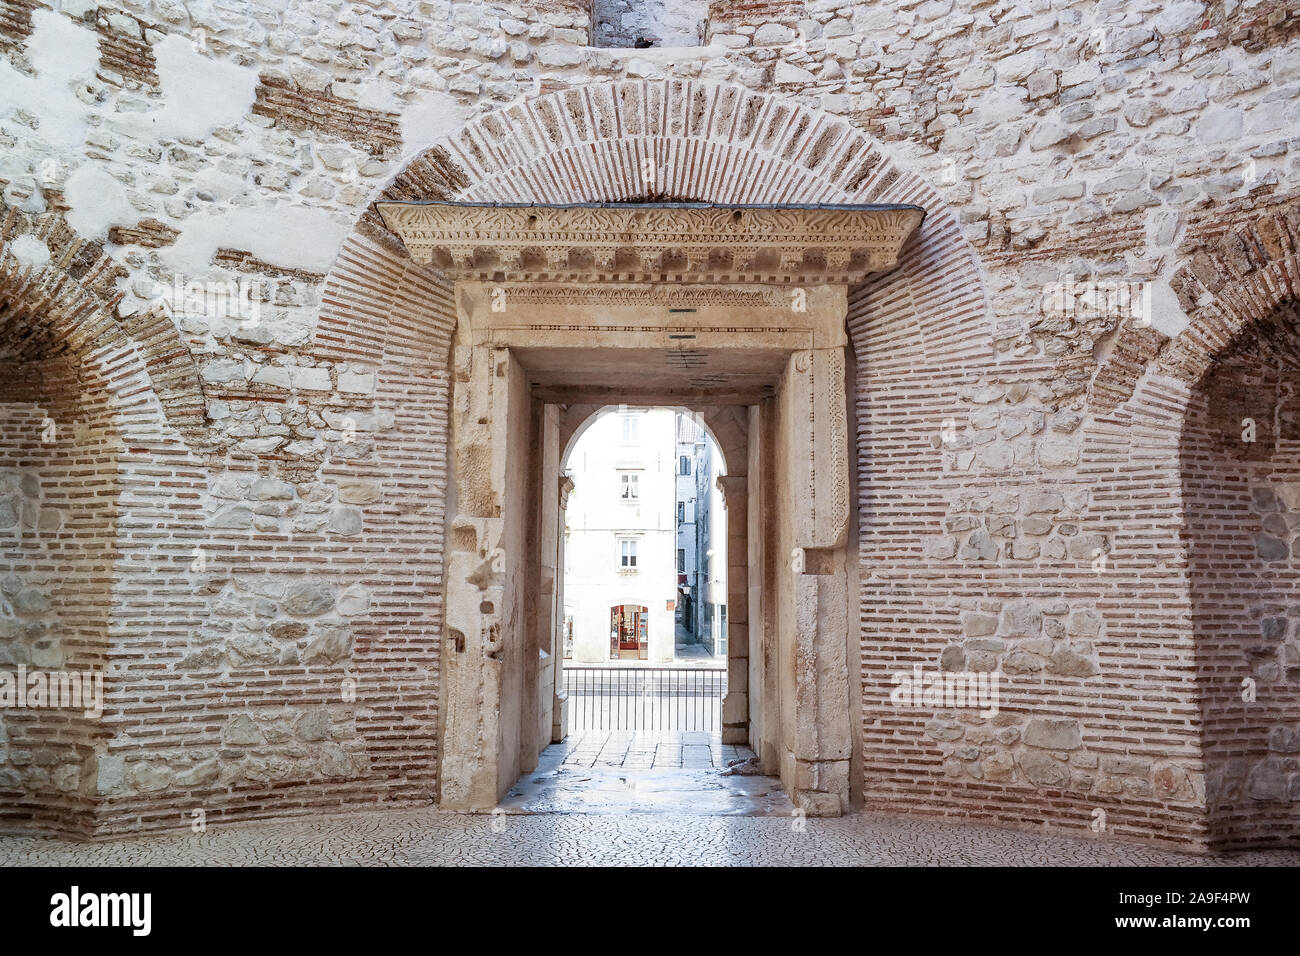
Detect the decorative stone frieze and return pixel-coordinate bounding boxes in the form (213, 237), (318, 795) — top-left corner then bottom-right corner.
(376, 202), (924, 284)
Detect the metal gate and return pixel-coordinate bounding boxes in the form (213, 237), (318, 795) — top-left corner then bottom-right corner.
(563, 666), (725, 733)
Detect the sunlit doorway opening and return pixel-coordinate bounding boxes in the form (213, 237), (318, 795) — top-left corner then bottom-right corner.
(497, 403), (783, 815)
(561, 406), (726, 673)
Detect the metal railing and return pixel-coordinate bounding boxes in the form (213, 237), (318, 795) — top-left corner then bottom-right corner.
(563, 666), (725, 733)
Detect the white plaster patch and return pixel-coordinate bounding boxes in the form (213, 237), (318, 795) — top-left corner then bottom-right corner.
(1148, 279), (1190, 338)
(27, 9), (100, 83)
(399, 94), (474, 163)
(161, 204), (352, 277)
(150, 35), (258, 140)
(60, 0), (99, 17)
(0, 11), (99, 152)
(359, 79), (402, 114)
(7, 234), (51, 270)
(64, 164), (133, 240)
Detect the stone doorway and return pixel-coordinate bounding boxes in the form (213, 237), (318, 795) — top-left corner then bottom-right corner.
(377, 199), (922, 817)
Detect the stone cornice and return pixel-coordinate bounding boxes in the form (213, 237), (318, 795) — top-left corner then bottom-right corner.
(375, 201), (925, 284)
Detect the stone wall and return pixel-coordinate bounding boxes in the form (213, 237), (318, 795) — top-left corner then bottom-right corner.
(593, 0), (705, 47)
(0, 0), (1298, 846)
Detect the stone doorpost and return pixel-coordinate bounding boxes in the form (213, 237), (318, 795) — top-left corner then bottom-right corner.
(785, 346), (854, 815)
(717, 473), (750, 745)
(552, 474), (574, 743)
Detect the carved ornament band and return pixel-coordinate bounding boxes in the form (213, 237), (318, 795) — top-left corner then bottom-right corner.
(376, 201), (925, 284)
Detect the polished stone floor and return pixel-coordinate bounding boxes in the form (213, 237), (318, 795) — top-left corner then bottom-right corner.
(498, 733), (791, 816)
(557, 730), (742, 769)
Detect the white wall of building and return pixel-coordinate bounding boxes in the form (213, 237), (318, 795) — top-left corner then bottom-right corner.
(563, 408), (677, 663)
(674, 412), (727, 653)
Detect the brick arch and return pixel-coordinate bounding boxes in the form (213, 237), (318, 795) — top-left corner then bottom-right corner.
(342, 78), (990, 368)
(1081, 200), (1300, 478)
(1071, 198), (1300, 850)
(1088, 200), (1300, 416)
(319, 76), (994, 810)
(0, 201), (212, 836)
(0, 205), (209, 450)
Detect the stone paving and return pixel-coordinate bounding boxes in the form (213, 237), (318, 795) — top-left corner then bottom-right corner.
(499, 735), (791, 816)
(4, 806), (1300, 867)
(557, 731), (743, 769)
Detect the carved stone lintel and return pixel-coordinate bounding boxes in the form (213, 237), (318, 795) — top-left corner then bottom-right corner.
(377, 201), (926, 284)
(544, 247), (571, 271)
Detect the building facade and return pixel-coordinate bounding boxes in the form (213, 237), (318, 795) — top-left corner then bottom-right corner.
(563, 407), (677, 663)
(0, 0), (1298, 850)
(674, 411), (725, 655)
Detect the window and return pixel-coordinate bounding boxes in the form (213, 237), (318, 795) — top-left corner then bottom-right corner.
(677, 548), (685, 572)
(677, 501), (685, 523)
(621, 411), (639, 442)
(620, 472), (639, 500)
(679, 455), (691, 475)
(619, 538), (638, 569)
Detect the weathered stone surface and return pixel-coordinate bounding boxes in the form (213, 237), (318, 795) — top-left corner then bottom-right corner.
(1001, 602), (1042, 639)
(337, 482), (380, 505)
(1246, 759), (1288, 801)
(302, 626), (352, 665)
(962, 612), (998, 637)
(1257, 534), (1290, 562)
(282, 584), (335, 617)
(1024, 717), (1083, 750)
(1048, 647), (1099, 678)
(224, 715), (265, 747)
(294, 710), (331, 742)
(1018, 751), (1069, 787)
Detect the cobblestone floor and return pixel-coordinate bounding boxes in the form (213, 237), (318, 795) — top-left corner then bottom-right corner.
(3, 807), (1299, 867)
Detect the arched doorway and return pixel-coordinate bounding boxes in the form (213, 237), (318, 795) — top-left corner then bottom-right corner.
(0, 205), (206, 837)
(560, 404), (730, 666)
(1082, 203), (1300, 849)
(1181, 298), (1300, 848)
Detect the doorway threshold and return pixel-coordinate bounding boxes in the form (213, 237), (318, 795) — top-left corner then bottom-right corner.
(498, 732), (792, 817)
